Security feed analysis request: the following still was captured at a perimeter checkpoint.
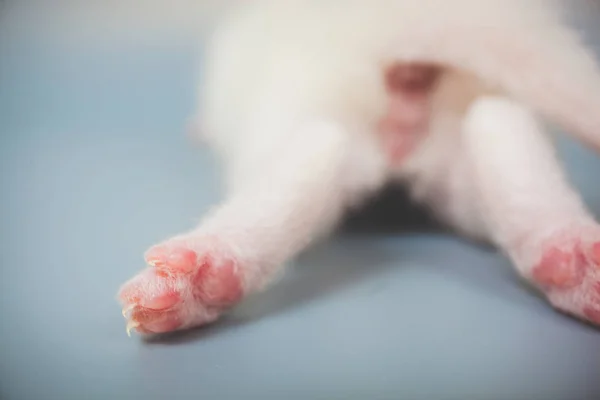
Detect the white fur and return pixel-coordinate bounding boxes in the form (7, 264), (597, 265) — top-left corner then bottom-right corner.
(195, 0), (600, 304)
(120, 0), (600, 331)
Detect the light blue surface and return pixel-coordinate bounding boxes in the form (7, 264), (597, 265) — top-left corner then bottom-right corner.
(1, 5), (600, 400)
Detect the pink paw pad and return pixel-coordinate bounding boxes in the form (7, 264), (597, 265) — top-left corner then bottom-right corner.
(591, 242), (600, 266)
(130, 308), (183, 334)
(145, 246), (197, 271)
(529, 231), (600, 327)
(193, 256), (243, 305)
(118, 269), (181, 310)
(532, 245), (586, 289)
(119, 240), (244, 335)
(583, 307), (600, 325)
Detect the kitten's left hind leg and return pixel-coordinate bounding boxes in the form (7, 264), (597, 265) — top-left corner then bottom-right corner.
(118, 120), (354, 335)
(462, 96), (600, 325)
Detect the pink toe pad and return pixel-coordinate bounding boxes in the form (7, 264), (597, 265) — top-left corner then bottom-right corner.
(532, 247), (585, 288)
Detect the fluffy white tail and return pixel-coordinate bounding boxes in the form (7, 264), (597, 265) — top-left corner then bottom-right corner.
(411, 22), (600, 151)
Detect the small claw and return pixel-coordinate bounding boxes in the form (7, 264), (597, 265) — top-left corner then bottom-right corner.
(126, 320), (140, 337)
(122, 304), (136, 318)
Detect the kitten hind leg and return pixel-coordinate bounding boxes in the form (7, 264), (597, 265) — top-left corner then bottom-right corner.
(461, 95), (600, 325)
(118, 118), (358, 335)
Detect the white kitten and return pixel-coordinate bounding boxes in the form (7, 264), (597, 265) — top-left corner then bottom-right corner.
(119, 0), (600, 335)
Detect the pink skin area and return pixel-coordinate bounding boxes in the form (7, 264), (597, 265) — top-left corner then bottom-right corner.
(119, 239), (243, 334)
(530, 230), (600, 325)
(532, 244), (587, 288)
(377, 64), (440, 164)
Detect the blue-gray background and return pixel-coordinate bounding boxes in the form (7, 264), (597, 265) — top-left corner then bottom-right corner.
(1, 2), (599, 399)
